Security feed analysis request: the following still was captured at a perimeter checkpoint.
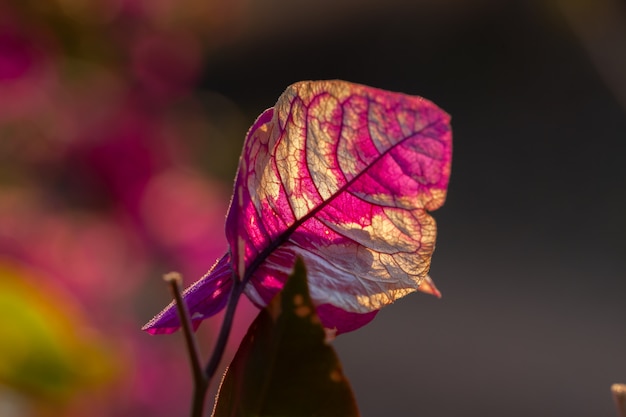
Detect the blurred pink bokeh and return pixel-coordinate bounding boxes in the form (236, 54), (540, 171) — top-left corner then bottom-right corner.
(0, 1), (252, 416)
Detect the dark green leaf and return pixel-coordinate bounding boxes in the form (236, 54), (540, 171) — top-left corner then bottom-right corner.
(212, 258), (360, 417)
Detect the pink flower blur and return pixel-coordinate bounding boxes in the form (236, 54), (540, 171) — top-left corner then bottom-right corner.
(0, 0), (246, 415)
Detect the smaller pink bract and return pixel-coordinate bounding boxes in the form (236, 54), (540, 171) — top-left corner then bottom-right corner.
(144, 80), (452, 335)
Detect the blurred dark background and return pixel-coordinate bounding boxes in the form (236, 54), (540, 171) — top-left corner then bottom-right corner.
(0, 0), (624, 416)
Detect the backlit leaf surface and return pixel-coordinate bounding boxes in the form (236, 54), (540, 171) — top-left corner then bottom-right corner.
(212, 258), (360, 417)
(144, 80), (452, 335)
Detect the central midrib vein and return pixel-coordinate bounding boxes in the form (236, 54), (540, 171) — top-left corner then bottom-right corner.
(241, 108), (441, 287)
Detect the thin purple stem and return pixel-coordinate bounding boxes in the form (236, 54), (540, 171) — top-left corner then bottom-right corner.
(166, 273), (209, 417)
(204, 273), (244, 383)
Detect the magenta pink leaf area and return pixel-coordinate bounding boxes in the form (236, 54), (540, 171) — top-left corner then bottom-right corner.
(143, 80), (452, 335)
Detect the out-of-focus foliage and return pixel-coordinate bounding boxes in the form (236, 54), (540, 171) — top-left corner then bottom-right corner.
(0, 1), (249, 416)
(0, 264), (116, 406)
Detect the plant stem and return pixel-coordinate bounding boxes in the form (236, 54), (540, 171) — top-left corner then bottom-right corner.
(613, 384), (626, 417)
(165, 273), (208, 417)
(166, 271), (245, 416)
(205, 277), (244, 382)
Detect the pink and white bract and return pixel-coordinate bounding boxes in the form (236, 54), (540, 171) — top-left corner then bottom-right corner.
(143, 80), (452, 335)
